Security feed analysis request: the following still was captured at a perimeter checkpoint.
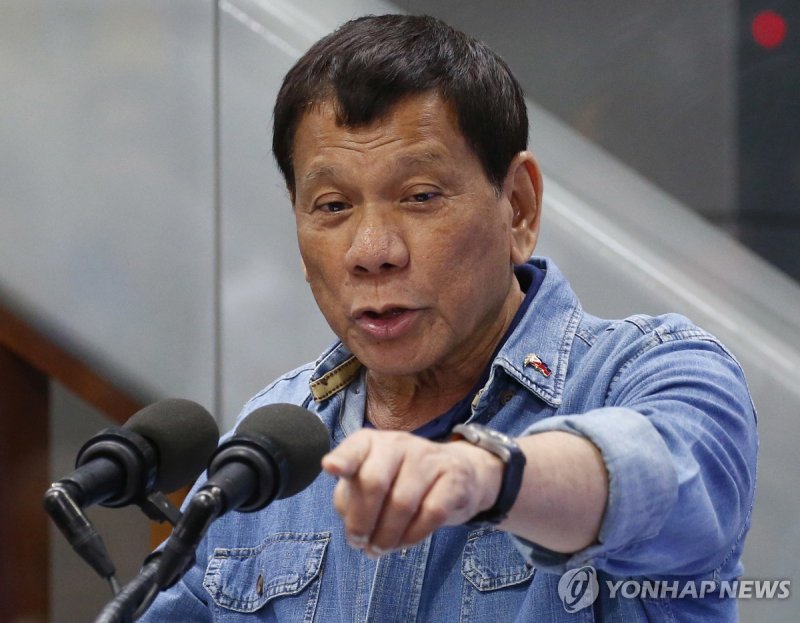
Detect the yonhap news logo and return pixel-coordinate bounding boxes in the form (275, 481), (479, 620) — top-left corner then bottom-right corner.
(558, 566), (599, 613)
(557, 566), (792, 612)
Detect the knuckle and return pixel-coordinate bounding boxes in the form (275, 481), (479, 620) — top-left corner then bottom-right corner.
(421, 499), (450, 526)
(387, 431), (415, 450)
(450, 488), (471, 514)
(359, 473), (392, 497)
(445, 477), (472, 513)
(390, 491), (419, 517)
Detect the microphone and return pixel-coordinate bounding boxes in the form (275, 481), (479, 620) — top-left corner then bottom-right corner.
(152, 403), (329, 591)
(52, 398), (219, 508)
(205, 402), (331, 511)
(44, 398), (219, 582)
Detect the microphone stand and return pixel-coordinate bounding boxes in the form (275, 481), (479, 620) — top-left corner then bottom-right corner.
(94, 425), (283, 620)
(93, 479), (249, 622)
(93, 558), (161, 623)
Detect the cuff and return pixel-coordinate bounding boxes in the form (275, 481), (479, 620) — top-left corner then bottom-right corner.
(510, 407), (678, 573)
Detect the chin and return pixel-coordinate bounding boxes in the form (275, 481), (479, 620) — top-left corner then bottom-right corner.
(358, 356), (425, 378)
(352, 343), (433, 377)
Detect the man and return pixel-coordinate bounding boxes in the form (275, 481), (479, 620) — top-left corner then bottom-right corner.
(142, 14), (757, 621)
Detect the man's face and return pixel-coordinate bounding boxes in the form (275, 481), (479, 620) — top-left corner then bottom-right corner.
(292, 93), (531, 379)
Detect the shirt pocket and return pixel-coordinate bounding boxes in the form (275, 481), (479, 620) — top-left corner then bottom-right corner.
(203, 531), (330, 618)
(460, 527), (536, 621)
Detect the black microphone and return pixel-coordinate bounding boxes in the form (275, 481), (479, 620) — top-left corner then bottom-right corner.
(205, 402), (331, 511)
(152, 403), (330, 591)
(44, 398), (219, 581)
(52, 398), (219, 508)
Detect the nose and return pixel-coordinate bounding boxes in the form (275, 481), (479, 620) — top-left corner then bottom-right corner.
(344, 208), (409, 275)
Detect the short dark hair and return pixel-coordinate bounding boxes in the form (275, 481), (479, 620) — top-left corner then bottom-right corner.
(272, 14), (528, 196)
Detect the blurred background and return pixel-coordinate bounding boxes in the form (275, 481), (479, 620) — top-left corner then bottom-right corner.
(1, 0), (798, 620)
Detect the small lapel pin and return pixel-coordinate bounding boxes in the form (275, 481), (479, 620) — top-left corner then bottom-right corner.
(524, 353), (552, 378)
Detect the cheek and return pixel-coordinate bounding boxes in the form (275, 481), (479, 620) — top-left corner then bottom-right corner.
(302, 267), (352, 340)
(297, 237), (343, 304)
(422, 214), (514, 316)
(298, 225), (336, 277)
(430, 211), (509, 269)
(420, 226), (506, 304)
(302, 256), (340, 302)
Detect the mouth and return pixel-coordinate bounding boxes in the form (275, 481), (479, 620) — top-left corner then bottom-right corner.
(356, 307), (410, 320)
(352, 306), (421, 339)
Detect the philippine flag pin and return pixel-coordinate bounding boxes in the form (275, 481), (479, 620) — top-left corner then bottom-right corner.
(524, 353), (552, 378)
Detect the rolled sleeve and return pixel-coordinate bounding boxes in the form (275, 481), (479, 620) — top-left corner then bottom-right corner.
(508, 333), (757, 578)
(510, 408), (678, 573)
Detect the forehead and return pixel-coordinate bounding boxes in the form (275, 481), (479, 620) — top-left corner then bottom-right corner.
(291, 93), (476, 179)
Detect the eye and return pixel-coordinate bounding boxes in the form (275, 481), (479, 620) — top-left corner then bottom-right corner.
(407, 191), (440, 203)
(317, 201), (349, 214)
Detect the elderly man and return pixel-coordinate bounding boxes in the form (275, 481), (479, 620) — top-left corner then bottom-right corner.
(142, 14), (757, 622)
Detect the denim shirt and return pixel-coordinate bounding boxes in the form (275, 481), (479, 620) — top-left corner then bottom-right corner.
(141, 257), (757, 622)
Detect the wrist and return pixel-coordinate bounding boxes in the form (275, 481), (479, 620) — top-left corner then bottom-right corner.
(452, 440), (505, 514)
(450, 423), (527, 525)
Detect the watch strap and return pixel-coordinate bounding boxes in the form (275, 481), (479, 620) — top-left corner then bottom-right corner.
(451, 424), (526, 525)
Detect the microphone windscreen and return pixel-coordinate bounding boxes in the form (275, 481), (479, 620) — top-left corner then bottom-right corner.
(237, 404), (330, 498)
(125, 398), (220, 493)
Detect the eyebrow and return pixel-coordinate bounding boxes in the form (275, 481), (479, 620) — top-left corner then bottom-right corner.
(396, 151), (444, 169)
(304, 151), (444, 178)
(302, 151), (446, 187)
(304, 164), (338, 183)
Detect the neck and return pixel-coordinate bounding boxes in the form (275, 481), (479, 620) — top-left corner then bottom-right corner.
(365, 367), (476, 431)
(365, 284), (525, 431)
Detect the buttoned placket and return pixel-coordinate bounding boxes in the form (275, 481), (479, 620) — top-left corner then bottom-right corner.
(364, 536), (432, 622)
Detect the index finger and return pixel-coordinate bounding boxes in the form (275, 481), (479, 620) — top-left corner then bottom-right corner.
(321, 429), (374, 478)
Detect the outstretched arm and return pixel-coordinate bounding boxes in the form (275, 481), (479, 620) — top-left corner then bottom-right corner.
(322, 428), (607, 558)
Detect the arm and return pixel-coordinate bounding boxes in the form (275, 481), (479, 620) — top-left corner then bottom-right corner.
(321, 427), (606, 557)
(501, 431), (607, 553)
(323, 336), (757, 575)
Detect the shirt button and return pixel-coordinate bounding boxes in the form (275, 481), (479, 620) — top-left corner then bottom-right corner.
(256, 573), (264, 596)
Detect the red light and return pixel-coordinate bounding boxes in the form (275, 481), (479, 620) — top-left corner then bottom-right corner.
(751, 10), (787, 50)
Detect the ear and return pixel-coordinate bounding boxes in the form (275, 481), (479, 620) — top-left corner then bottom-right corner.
(300, 257), (310, 283)
(503, 151), (543, 265)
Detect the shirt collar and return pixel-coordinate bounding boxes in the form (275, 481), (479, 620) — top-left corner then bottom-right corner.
(493, 257), (582, 408)
(308, 257), (581, 408)
(308, 341), (361, 402)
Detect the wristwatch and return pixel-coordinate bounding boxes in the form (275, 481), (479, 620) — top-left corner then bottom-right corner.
(450, 423), (526, 525)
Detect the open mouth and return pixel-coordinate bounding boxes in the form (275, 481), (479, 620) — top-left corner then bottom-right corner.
(354, 306), (420, 339)
(360, 308), (407, 319)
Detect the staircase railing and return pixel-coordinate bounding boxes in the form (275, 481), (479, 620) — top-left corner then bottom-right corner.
(0, 301), (144, 622)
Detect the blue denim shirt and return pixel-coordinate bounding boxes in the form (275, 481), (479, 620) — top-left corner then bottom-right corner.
(141, 257), (757, 622)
